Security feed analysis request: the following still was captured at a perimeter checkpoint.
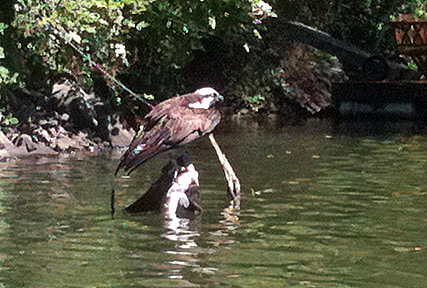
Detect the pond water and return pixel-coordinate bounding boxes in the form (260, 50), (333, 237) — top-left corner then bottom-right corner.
(1, 119), (427, 287)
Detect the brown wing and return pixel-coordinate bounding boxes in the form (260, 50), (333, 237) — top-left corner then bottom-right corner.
(163, 108), (221, 145)
(143, 93), (202, 125)
(116, 96), (221, 175)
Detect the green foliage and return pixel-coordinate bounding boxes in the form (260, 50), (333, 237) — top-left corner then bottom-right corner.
(0, 65), (19, 86)
(127, 0), (273, 68)
(273, 0), (427, 53)
(0, 22), (19, 110)
(2, 0), (422, 119)
(0, 111), (19, 125)
(10, 0), (154, 88)
(0, 0), (275, 113)
(122, 0), (276, 98)
(274, 1), (396, 50)
(399, 0), (426, 19)
(0, 22), (17, 87)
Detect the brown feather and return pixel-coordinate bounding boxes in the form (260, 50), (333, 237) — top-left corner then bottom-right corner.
(116, 90), (222, 175)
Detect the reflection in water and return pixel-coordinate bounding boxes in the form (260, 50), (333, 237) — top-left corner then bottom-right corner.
(160, 202), (241, 285)
(161, 215), (201, 284)
(1, 120), (427, 287)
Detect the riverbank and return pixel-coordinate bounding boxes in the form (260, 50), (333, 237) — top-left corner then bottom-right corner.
(0, 79), (134, 158)
(0, 50), (346, 158)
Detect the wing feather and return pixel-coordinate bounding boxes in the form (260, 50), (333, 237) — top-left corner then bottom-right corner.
(116, 94), (221, 175)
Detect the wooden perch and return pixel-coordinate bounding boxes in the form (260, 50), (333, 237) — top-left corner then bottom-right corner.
(208, 133), (241, 208)
(113, 140), (241, 218)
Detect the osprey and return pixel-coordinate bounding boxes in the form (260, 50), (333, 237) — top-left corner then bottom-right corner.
(116, 87), (224, 175)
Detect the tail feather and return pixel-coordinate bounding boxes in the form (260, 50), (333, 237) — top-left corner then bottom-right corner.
(115, 121), (178, 175)
(115, 145), (167, 176)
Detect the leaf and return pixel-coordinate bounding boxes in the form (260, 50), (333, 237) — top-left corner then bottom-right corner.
(83, 26), (96, 34)
(136, 21), (150, 30)
(9, 117), (19, 125)
(243, 43), (250, 53)
(209, 16), (216, 29)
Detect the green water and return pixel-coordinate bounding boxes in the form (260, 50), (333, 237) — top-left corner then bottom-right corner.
(1, 119), (427, 287)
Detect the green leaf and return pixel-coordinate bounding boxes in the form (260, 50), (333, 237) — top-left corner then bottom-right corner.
(136, 21), (150, 30)
(9, 117), (19, 125)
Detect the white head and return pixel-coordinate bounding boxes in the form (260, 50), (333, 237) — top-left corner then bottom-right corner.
(188, 87), (224, 109)
(195, 87), (219, 96)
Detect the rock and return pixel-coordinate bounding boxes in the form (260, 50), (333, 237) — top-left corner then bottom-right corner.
(60, 113), (70, 121)
(0, 131), (12, 158)
(0, 132), (57, 157)
(237, 108), (250, 115)
(110, 128), (134, 148)
(13, 134), (38, 153)
(1, 78), (139, 155)
(52, 79), (100, 132)
(109, 115), (134, 148)
(52, 131), (95, 152)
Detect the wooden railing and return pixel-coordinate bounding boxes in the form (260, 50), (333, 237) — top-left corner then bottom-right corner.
(390, 20), (427, 77)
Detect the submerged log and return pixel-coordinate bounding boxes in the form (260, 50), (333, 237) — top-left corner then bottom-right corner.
(124, 155), (202, 218)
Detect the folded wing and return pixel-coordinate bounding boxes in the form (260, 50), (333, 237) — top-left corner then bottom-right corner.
(116, 104), (220, 175)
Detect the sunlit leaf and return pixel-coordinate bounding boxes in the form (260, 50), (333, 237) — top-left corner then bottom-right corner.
(209, 16), (216, 29)
(8, 117), (19, 125)
(136, 21), (150, 30)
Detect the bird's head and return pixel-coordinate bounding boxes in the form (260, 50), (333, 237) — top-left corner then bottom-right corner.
(188, 87), (224, 109)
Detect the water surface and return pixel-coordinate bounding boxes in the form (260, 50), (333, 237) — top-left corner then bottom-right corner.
(1, 119), (427, 287)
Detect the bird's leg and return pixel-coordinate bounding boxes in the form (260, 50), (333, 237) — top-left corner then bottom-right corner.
(208, 133), (241, 208)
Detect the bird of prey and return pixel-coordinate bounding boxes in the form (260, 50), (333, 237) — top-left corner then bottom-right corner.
(115, 87), (240, 207)
(115, 87), (223, 175)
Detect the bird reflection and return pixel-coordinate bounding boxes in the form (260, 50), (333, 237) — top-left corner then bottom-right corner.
(162, 216), (200, 251)
(124, 154), (240, 283)
(160, 205), (240, 283)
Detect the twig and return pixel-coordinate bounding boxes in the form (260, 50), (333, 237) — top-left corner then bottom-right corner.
(111, 188), (115, 219)
(46, 21), (154, 110)
(208, 133), (241, 208)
